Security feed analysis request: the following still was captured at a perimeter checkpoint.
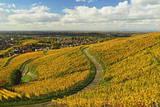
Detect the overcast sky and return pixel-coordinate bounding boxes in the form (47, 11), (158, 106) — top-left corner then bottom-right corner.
(0, 0), (160, 31)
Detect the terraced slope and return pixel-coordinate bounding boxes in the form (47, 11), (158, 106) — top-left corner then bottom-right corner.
(55, 33), (160, 107)
(0, 47), (96, 106)
(17, 48), (103, 107)
(1, 33), (160, 107)
(0, 47), (76, 86)
(0, 57), (10, 68)
(12, 47), (90, 96)
(0, 89), (21, 101)
(0, 51), (44, 86)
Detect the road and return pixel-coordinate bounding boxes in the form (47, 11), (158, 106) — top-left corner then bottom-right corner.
(82, 48), (103, 89)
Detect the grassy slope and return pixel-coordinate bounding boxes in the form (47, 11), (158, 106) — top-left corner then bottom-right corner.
(55, 33), (160, 107)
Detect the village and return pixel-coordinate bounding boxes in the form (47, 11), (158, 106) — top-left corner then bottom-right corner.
(0, 34), (108, 58)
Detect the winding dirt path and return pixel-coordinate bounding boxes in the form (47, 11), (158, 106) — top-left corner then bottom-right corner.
(17, 48), (103, 107)
(82, 48), (103, 89)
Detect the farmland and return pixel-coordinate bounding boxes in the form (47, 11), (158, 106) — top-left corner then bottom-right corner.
(0, 45), (95, 106)
(0, 89), (21, 101)
(0, 32), (160, 106)
(54, 33), (160, 106)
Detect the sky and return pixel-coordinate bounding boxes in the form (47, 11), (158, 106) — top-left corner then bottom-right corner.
(0, 0), (160, 31)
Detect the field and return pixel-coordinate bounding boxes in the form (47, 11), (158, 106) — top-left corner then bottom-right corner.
(54, 33), (160, 107)
(0, 33), (160, 106)
(0, 89), (21, 101)
(0, 51), (44, 86)
(12, 47), (90, 96)
(0, 46), (95, 106)
(0, 57), (10, 68)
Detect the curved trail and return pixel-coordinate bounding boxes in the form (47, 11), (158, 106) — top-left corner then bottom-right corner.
(82, 48), (103, 89)
(18, 48), (103, 107)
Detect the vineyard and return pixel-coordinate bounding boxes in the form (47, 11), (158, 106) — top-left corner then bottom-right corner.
(0, 46), (95, 106)
(0, 57), (10, 68)
(0, 89), (21, 101)
(0, 51), (44, 86)
(54, 33), (160, 107)
(0, 33), (160, 106)
(12, 47), (90, 96)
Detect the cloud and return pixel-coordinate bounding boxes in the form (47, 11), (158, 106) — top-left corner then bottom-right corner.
(62, 1), (130, 23)
(0, 4), (60, 25)
(61, 0), (160, 31)
(131, 0), (160, 6)
(62, 0), (160, 23)
(8, 5), (60, 24)
(0, 0), (160, 31)
(0, 3), (16, 23)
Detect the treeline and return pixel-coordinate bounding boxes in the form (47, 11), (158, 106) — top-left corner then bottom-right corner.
(0, 31), (138, 37)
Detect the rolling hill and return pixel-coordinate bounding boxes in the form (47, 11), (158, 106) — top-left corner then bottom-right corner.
(55, 33), (160, 107)
(0, 32), (160, 107)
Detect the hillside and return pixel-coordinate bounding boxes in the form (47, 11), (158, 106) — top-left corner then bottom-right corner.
(0, 33), (160, 106)
(54, 33), (160, 106)
(0, 46), (95, 106)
